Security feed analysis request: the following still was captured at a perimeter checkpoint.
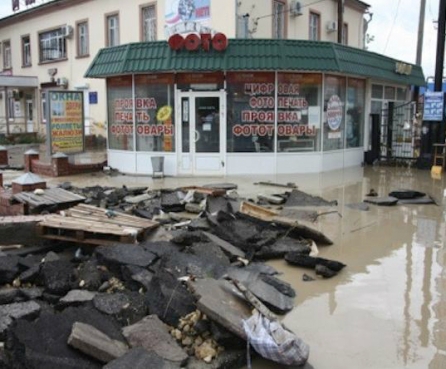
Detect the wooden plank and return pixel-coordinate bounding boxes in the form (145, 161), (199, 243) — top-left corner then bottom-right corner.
(239, 201), (279, 220)
(65, 208), (155, 228)
(180, 186), (227, 196)
(39, 218), (141, 236)
(36, 232), (130, 246)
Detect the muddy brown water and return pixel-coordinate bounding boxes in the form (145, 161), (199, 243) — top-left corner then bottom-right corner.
(3, 164), (445, 369)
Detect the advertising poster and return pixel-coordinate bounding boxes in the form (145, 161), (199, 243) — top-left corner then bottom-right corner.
(423, 91), (444, 121)
(165, 0), (211, 36)
(47, 90), (84, 154)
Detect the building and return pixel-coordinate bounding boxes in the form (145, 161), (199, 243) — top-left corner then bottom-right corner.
(0, 0), (425, 176)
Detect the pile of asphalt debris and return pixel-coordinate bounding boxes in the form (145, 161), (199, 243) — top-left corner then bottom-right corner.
(0, 183), (346, 369)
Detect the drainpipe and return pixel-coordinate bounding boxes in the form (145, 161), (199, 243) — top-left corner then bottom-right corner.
(337, 0), (344, 43)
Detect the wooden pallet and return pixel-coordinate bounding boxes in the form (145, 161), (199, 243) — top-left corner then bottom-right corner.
(36, 204), (158, 246)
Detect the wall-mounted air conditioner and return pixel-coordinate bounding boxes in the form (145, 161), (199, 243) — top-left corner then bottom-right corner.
(326, 21), (338, 32)
(290, 1), (303, 16)
(61, 25), (74, 38)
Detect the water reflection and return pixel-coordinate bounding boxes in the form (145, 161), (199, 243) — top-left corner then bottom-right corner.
(249, 167), (446, 369)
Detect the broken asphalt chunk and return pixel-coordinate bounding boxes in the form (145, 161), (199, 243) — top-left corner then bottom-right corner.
(95, 244), (157, 273)
(0, 300), (41, 340)
(5, 306), (123, 369)
(122, 315), (189, 366)
(364, 196), (398, 206)
(285, 253), (346, 272)
(104, 347), (181, 369)
(315, 264), (338, 278)
(226, 268), (294, 314)
(283, 189), (337, 207)
(68, 322), (129, 363)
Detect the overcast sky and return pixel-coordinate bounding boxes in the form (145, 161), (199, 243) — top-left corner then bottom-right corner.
(0, 0), (441, 80)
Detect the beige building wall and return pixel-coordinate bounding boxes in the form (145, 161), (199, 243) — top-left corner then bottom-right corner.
(0, 0), (366, 138)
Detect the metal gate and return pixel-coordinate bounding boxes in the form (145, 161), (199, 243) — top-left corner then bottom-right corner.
(379, 101), (421, 165)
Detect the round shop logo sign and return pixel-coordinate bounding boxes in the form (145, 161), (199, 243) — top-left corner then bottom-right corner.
(327, 95), (343, 131)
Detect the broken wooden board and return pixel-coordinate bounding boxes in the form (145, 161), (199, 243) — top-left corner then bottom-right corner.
(179, 186), (227, 196)
(253, 181), (297, 189)
(239, 201), (279, 220)
(11, 187), (86, 213)
(36, 204), (158, 246)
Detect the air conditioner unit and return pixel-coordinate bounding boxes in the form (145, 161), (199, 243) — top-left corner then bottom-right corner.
(61, 25), (74, 38)
(290, 1), (303, 16)
(56, 77), (68, 87)
(326, 21), (338, 32)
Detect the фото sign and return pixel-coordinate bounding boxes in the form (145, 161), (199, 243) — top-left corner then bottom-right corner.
(168, 33), (228, 51)
(47, 91), (84, 154)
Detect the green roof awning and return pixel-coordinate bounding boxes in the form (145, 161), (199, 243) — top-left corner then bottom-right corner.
(85, 39), (425, 86)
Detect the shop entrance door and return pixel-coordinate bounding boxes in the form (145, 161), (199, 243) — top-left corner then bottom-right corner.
(177, 91), (225, 175)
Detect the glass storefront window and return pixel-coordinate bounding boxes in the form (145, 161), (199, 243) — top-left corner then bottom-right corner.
(227, 72), (275, 153)
(397, 87), (407, 101)
(384, 86), (395, 100)
(134, 74), (175, 152)
(107, 76), (134, 150)
(323, 75), (346, 151)
(371, 84), (383, 99)
(346, 78), (365, 148)
(277, 73), (321, 152)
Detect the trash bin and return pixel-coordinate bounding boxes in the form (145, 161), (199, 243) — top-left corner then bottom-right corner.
(151, 156), (164, 178)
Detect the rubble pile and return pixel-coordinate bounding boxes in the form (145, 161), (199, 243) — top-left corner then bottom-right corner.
(0, 183), (347, 369)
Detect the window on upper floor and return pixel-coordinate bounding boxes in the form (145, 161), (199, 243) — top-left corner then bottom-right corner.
(3, 40), (11, 70)
(273, 0), (286, 39)
(141, 4), (156, 41)
(309, 11), (320, 41)
(39, 29), (67, 62)
(22, 35), (31, 67)
(106, 13), (120, 47)
(342, 23), (348, 45)
(237, 14), (250, 38)
(77, 21), (89, 57)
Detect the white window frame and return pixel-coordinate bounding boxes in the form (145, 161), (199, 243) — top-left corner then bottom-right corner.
(39, 29), (66, 62)
(107, 14), (120, 47)
(142, 4), (157, 42)
(309, 11), (320, 41)
(273, 0), (286, 39)
(3, 40), (12, 69)
(77, 21), (89, 56)
(22, 36), (31, 67)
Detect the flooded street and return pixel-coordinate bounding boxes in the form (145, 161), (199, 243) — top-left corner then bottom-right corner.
(4, 164), (445, 368)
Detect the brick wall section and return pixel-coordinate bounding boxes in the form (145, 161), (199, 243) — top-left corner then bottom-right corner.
(28, 156), (106, 177)
(12, 182), (47, 194)
(24, 153), (40, 172)
(0, 149), (8, 166)
(0, 190), (24, 216)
